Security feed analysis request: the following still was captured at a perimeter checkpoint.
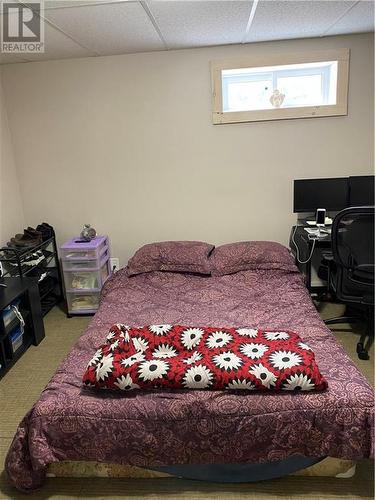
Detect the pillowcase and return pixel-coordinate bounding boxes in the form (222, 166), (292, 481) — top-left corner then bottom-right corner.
(83, 323), (328, 393)
(210, 241), (295, 276)
(127, 241), (214, 277)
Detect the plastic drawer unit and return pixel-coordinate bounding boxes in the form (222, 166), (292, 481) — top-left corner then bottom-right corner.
(60, 236), (111, 316)
(9, 327), (24, 354)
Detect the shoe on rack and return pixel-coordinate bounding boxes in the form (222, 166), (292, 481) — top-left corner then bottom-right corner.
(43, 223), (54, 238)
(36, 223), (53, 241)
(28, 265), (48, 281)
(24, 227), (43, 239)
(14, 232), (38, 241)
(8, 237), (41, 248)
(17, 227), (42, 240)
(23, 250), (46, 267)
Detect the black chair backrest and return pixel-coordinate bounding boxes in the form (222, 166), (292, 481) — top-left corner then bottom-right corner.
(331, 206), (374, 290)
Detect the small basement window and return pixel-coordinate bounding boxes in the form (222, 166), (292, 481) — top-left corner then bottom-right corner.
(211, 49), (349, 124)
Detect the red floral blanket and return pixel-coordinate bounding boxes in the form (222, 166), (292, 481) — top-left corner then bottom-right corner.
(83, 324), (327, 392)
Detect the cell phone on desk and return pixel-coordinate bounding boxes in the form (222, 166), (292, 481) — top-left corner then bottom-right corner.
(316, 208), (326, 226)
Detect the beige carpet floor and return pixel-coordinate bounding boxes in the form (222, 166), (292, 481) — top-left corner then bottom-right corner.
(0, 304), (373, 500)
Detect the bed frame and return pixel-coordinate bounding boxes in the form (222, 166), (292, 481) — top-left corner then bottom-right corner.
(47, 457), (356, 482)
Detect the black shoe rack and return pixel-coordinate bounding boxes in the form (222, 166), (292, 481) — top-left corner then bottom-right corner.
(0, 228), (63, 317)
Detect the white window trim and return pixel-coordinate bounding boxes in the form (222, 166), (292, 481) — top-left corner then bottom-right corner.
(211, 49), (350, 125)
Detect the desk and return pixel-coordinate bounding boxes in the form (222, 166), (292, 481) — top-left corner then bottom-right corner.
(289, 226), (332, 294)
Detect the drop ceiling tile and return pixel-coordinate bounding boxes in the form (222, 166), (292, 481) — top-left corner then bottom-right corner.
(43, 0), (133, 10)
(0, 5), (93, 62)
(24, 21), (95, 61)
(43, 2), (165, 55)
(148, 0), (253, 49)
(326, 0), (375, 35)
(246, 0), (357, 42)
(0, 9), (29, 63)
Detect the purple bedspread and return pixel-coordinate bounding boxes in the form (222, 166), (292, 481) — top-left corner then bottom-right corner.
(6, 267), (374, 491)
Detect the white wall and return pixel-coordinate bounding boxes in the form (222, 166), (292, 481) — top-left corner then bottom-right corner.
(0, 70), (25, 246)
(1, 33), (374, 265)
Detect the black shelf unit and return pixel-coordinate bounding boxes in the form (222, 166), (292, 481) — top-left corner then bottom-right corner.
(0, 277), (45, 379)
(0, 229), (63, 317)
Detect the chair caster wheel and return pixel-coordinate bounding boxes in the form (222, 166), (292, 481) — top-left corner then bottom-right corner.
(358, 352), (369, 360)
(357, 344), (369, 360)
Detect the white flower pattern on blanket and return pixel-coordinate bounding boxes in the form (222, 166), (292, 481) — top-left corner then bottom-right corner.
(83, 324), (327, 392)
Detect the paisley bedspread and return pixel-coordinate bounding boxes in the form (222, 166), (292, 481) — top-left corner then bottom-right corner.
(5, 266), (374, 491)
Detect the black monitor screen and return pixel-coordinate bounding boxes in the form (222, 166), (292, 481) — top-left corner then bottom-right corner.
(349, 175), (374, 206)
(293, 178), (349, 213)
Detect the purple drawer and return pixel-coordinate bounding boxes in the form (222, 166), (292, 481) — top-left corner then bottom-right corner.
(60, 236), (108, 261)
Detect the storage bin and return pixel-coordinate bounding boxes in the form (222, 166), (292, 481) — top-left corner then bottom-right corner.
(2, 300), (21, 328)
(63, 255), (111, 292)
(100, 260), (110, 284)
(60, 236), (109, 261)
(9, 327), (24, 354)
(66, 292), (100, 313)
(64, 270), (100, 291)
(62, 249), (110, 270)
(61, 236), (111, 316)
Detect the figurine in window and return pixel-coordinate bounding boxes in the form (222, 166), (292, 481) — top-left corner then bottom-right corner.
(270, 89), (285, 108)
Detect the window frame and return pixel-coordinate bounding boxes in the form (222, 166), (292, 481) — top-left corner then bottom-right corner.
(211, 49), (350, 124)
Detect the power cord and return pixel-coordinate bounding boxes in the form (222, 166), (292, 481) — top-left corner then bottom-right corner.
(11, 305), (25, 334)
(0, 262), (5, 287)
(291, 224), (317, 264)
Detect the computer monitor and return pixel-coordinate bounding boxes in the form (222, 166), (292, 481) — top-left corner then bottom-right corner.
(348, 175), (375, 206)
(293, 177), (349, 213)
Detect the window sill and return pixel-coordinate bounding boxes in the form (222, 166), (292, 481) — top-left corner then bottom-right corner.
(212, 103), (348, 124)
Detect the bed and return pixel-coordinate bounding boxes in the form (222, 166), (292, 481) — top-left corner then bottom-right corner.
(5, 241), (374, 492)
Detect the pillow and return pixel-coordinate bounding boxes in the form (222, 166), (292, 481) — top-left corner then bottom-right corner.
(127, 241), (214, 277)
(83, 323), (328, 392)
(210, 241), (295, 276)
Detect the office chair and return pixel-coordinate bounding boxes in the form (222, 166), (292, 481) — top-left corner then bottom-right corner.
(323, 206), (374, 360)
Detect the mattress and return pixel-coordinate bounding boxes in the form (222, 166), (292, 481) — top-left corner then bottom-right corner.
(6, 266), (374, 491)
